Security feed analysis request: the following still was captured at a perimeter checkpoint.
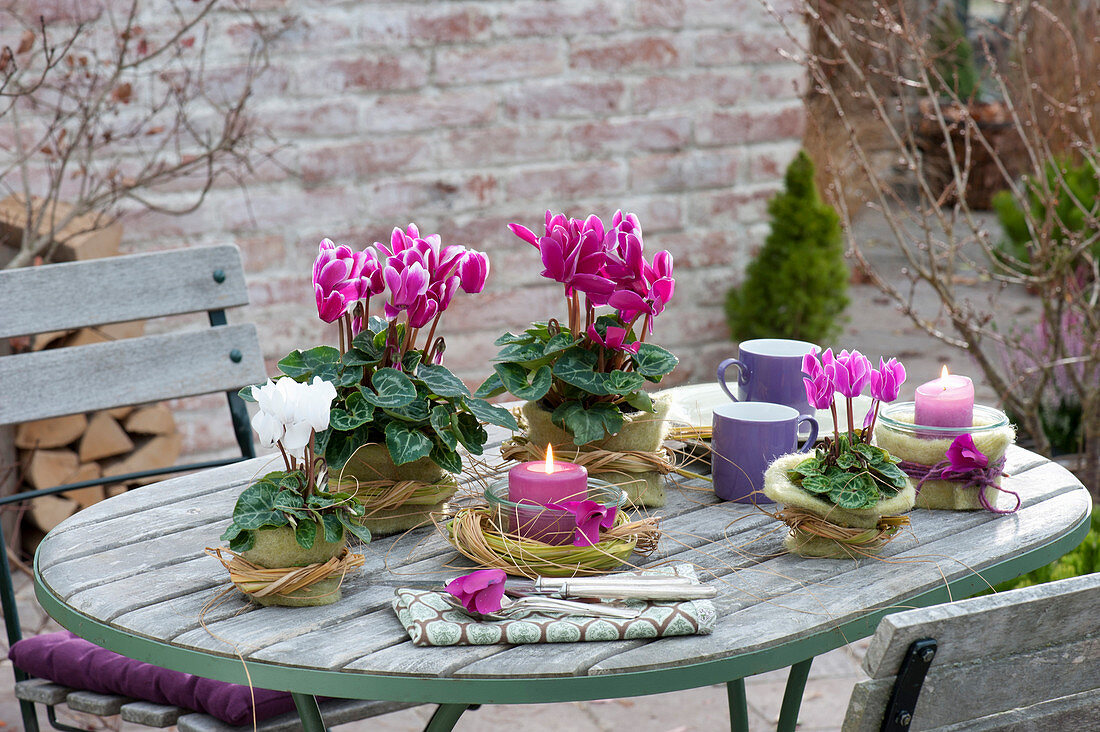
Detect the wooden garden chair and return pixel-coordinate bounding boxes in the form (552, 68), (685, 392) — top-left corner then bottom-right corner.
(0, 246), (414, 730)
(843, 571), (1100, 731)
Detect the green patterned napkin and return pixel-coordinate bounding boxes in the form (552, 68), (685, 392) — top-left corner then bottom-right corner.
(392, 565), (716, 646)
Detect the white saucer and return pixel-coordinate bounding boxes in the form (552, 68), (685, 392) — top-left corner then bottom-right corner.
(658, 383), (874, 436)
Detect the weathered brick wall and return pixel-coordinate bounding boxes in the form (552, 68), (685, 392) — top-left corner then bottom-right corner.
(11, 0), (806, 460)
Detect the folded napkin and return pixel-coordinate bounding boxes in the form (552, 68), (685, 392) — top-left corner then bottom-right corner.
(392, 565), (716, 646)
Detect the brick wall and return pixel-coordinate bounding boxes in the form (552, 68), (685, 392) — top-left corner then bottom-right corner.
(12, 0), (806, 460)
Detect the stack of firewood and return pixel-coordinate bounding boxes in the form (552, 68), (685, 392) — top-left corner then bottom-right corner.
(17, 402), (182, 544)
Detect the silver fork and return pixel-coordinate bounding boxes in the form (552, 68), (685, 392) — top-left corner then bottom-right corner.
(441, 593), (641, 622)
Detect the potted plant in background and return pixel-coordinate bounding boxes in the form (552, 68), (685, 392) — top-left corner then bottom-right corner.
(476, 211), (678, 507)
(763, 350), (915, 557)
(243, 228), (518, 535)
(217, 376), (371, 606)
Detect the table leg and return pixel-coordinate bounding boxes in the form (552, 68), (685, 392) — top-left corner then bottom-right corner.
(726, 678), (750, 732)
(423, 703), (469, 732)
(291, 692), (328, 732)
(776, 657), (814, 732)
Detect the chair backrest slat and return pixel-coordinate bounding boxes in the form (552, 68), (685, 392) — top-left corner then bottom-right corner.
(0, 326), (267, 425)
(843, 573), (1100, 732)
(0, 246), (250, 339)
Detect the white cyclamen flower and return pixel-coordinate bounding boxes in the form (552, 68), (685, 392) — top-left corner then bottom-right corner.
(299, 377), (338, 432)
(251, 408), (284, 449)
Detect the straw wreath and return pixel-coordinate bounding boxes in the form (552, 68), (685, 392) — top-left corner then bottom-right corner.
(500, 435), (674, 476)
(444, 507), (661, 578)
(328, 476), (457, 515)
(774, 507), (910, 551)
(206, 547), (365, 600)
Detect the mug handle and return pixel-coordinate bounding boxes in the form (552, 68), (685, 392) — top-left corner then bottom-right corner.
(716, 358), (747, 402)
(796, 415), (819, 452)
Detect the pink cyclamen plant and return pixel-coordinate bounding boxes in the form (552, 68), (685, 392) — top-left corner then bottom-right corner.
(508, 209), (675, 342)
(311, 226), (490, 365)
(803, 348), (907, 446)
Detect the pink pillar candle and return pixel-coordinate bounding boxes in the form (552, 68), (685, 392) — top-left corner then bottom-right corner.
(914, 371), (975, 428)
(507, 459), (588, 505)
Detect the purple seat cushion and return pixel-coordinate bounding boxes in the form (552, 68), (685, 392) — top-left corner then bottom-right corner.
(9, 631), (296, 726)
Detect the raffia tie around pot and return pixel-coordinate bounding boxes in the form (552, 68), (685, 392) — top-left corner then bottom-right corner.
(444, 507), (661, 578)
(204, 548), (363, 603)
(763, 453), (916, 559)
(875, 410), (1016, 512)
(330, 443), (457, 536)
(517, 394), (674, 507)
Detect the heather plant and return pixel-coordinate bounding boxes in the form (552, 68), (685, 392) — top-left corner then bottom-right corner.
(725, 151), (849, 344)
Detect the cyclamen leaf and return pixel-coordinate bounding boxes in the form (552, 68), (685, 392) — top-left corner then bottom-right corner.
(417, 364), (471, 398)
(474, 371), (506, 399)
(495, 363), (552, 401)
(430, 406), (459, 450)
(494, 331), (529, 346)
(551, 347), (610, 395)
(228, 531), (254, 552)
(430, 443), (462, 474)
(836, 451), (863, 470)
(383, 398), (431, 423)
(230, 482), (284, 530)
(632, 343), (679, 378)
(385, 421), (434, 465)
(799, 474), (833, 494)
(497, 341), (546, 364)
(278, 345), (344, 383)
(238, 384), (258, 403)
(605, 370), (646, 395)
(792, 457), (824, 477)
(462, 397), (520, 431)
(321, 513), (343, 543)
(453, 412), (487, 455)
(624, 390), (654, 413)
(339, 514), (372, 545)
(329, 391), (375, 431)
(363, 368), (417, 408)
(553, 401), (624, 445)
(295, 518), (318, 549)
(828, 472), (879, 509)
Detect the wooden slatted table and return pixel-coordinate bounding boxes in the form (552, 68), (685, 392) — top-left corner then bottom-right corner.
(33, 443), (1092, 732)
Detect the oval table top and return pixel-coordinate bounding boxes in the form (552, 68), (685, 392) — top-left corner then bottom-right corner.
(35, 443), (1092, 705)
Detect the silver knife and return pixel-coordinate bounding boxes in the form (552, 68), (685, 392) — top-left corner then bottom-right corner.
(381, 576), (717, 601)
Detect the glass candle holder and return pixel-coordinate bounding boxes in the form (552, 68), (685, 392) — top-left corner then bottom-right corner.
(485, 478), (626, 546)
(875, 402), (1016, 512)
(877, 402), (1009, 442)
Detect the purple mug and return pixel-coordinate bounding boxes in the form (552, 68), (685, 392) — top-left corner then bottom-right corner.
(717, 338), (819, 415)
(711, 402), (818, 503)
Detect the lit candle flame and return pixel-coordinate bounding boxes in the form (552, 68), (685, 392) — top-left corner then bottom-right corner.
(545, 443), (555, 474)
(941, 365), (950, 379)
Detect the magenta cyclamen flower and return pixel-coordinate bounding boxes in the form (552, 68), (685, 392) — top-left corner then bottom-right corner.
(383, 261), (430, 319)
(870, 357), (906, 403)
(444, 569), (508, 614)
(803, 371), (835, 410)
(508, 212), (614, 301)
(458, 250), (490, 294)
(586, 324), (640, 354)
(943, 434), (989, 477)
(547, 500), (618, 547)
(839, 350), (872, 396)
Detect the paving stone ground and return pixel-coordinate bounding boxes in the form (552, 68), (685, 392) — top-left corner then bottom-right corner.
(0, 210), (1029, 730)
